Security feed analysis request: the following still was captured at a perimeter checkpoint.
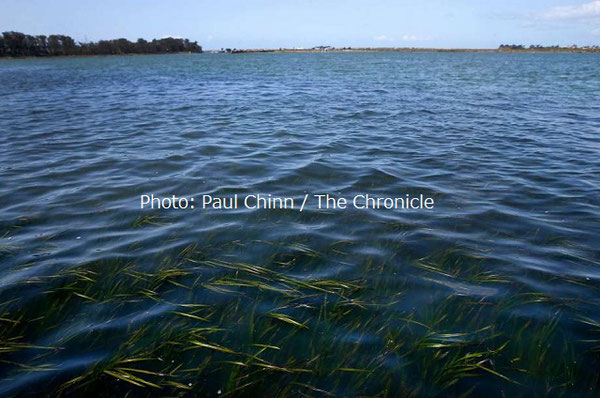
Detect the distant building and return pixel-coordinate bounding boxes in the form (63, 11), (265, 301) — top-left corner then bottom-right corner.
(312, 46), (332, 51)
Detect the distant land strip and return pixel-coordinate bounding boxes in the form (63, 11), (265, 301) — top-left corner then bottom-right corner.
(214, 44), (600, 54)
(0, 31), (202, 57)
(2, 31), (599, 57)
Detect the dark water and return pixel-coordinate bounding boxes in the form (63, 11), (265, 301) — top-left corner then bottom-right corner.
(1, 53), (599, 397)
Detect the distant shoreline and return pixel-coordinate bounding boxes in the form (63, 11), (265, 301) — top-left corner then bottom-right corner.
(2, 32), (598, 57)
(3, 49), (598, 60)
(208, 46), (600, 54)
(0, 52), (199, 60)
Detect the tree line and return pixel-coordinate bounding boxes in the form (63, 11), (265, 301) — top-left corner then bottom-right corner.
(0, 31), (202, 57)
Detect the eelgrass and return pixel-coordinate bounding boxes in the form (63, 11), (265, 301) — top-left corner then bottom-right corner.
(0, 239), (599, 397)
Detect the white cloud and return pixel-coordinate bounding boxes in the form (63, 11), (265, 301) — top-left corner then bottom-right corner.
(539, 1), (600, 21)
(488, 10), (521, 21)
(489, 2), (600, 37)
(374, 35), (394, 42)
(374, 34), (429, 43)
(401, 35), (420, 41)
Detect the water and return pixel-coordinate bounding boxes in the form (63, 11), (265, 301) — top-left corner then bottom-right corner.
(1, 53), (599, 396)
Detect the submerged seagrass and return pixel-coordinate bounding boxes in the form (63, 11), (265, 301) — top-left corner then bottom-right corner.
(0, 52), (599, 397)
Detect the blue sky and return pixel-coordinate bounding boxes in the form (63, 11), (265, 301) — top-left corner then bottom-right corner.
(2, 0), (599, 49)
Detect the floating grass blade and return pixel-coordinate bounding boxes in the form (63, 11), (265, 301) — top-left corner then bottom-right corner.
(267, 312), (308, 329)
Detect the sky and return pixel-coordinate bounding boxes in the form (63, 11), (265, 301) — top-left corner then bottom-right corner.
(1, 0), (600, 49)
